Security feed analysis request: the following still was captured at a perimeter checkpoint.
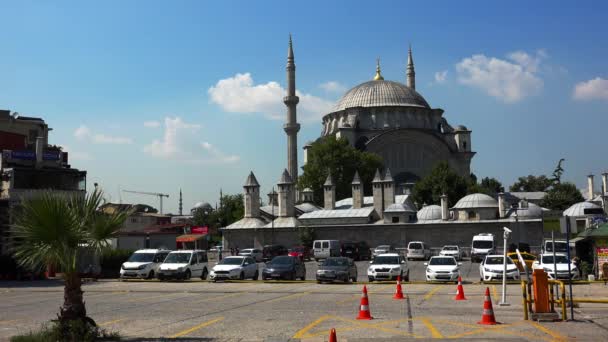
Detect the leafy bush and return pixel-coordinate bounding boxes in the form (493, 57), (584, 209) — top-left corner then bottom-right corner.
(99, 249), (134, 278)
(10, 319), (119, 342)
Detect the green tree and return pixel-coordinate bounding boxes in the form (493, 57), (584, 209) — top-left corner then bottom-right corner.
(509, 175), (553, 192)
(10, 190), (130, 327)
(551, 158), (565, 185)
(469, 177), (504, 196)
(412, 161), (469, 207)
(298, 136), (383, 205)
(541, 182), (585, 211)
(192, 194), (244, 233)
(298, 226), (316, 248)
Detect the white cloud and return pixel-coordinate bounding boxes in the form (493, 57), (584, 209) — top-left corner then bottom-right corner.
(573, 77), (608, 101)
(456, 50), (545, 103)
(208, 73), (333, 123)
(434, 70), (448, 84)
(144, 117), (237, 164)
(143, 120), (161, 128)
(319, 81), (347, 93)
(73, 125), (132, 144)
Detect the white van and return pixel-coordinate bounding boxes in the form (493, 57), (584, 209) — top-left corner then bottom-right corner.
(157, 250), (208, 280)
(313, 240), (340, 261)
(120, 249), (171, 280)
(471, 233), (495, 262)
(406, 241), (431, 260)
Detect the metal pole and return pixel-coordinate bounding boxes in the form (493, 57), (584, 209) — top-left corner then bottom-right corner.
(500, 231), (510, 305)
(565, 216), (574, 320)
(271, 186), (275, 245)
(552, 231), (557, 282)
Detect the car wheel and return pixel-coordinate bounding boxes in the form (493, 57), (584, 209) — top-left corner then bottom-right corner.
(351, 275), (357, 283)
(201, 268), (208, 280)
(253, 270), (259, 280)
(239, 272), (245, 280)
(147, 270), (155, 280)
(369, 277), (374, 282)
(404, 272), (409, 282)
(184, 270), (191, 280)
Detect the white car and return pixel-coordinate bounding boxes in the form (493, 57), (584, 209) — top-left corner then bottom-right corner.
(407, 241), (431, 260)
(479, 255), (520, 282)
(368, 253), (409, 281)
(532, 254), (578, 280)
(238, 248), (263, 262)
(210, 256), (259, 281)
(372, 245), (393, 258)
(425, 256), (461, 282)
(439, 245), (462, 260)
(120, 249), (170, 280)
(157, 250), (208, 280)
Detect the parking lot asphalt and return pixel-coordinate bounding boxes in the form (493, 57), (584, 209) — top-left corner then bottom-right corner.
(2, 272), (608, 341)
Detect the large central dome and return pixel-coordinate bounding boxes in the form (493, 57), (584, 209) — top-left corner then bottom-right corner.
(331, 80), (430, 113)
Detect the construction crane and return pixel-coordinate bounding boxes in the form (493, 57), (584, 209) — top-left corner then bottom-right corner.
(122, 190), (170, 214)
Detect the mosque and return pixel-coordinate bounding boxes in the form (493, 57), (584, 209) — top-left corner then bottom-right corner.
(222, 37), (544, 250)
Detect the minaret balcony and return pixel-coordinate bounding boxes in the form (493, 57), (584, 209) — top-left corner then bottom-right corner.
(283, 95), (300, 105)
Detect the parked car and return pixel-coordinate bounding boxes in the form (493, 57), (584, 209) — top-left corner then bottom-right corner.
(368, 253), (409, 281)
(288, 246), (312, 261)
(262, 245), (288, 261)
(532, 254), (578, 280)
(120, 249), (171, 280)
(262, 256), (306, 280)
(507, 251), (537, 272)
(425, 256), (461, 283)
(209, 256), (258, 281)
(372, 245), (393, 258)
(157, 250), (208, 280)
(313, 240), (340, 260)
(341, 241), (371, 261)
(407, 241), (431, 260)
(439, 245), (462, 260)
(479, 255), (520, 282)
(316, 257), (357, 283)
(239, 248), (263, 262)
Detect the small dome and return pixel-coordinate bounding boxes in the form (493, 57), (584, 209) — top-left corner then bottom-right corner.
(417, 205), (442, 221)
(455, 125), (468, 131)
(330, 80), (430, 113)
(193, 202), (212, 211)
(563, 201), (602, 217)
(453, 193), (498, 209)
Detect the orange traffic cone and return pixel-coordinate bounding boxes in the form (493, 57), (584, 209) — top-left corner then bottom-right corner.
(454, 276), (466, 300)
(329, 328), (337, 342)
(393, 275), (405, 300)
(356, 285), (373, 320)
(478, 287), (497, 325)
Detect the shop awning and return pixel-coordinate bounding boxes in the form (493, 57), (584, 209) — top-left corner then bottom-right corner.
(176, 234), (206, 243)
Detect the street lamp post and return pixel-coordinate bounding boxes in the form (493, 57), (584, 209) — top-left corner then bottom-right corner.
(500, 226), (512, 306)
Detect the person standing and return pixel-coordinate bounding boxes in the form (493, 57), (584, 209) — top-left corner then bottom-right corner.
(218, 245), (223, 261)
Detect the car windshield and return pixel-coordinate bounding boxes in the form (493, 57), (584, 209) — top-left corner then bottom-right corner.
(546, 242), (568, 252)
(542, 255), (569, 264)
(127, 253), (155, 262)
(323, 258), (349, 266)
(219, 257), (244, 265)
(485, 256), (513, 265)
(270, 256), (293, 265)
(443, 246), (458, 251)
(376, 245), (390, 250)
(429, 257), (456, 266)
(164, 253), (191, 263)
(291, 247), (304, 252)
(473, 241), (493, 249)
(373, 256), (399, 264)
(409, 243), (422, 249)
(240, 249), (253, 253)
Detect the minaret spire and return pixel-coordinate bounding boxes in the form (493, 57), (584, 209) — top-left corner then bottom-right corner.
(283, 34), (300, 184)
(407, 44), (416, 89)
(178, 188), (183, 215)
(373, 57), (384, 81)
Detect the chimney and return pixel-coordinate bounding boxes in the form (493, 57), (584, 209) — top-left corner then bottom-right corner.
(323, 173), (336, 210)
(382, 168), (395, 210)
(35, 136), (44, 168)
(372, 169), (384, 218)
(243, 172), (260, 218)
(301, 188), (314, 203)
(588, 174), (595, 200)
(498, 192), (506, 218)
(352, 171), (364, 209)
(277, 169), (294, 217)
(440, 194), (449, 221)
(602, 172), (608, 195)
(267, 190), (278, 206)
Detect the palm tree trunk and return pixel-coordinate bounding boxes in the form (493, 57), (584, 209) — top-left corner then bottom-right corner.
(59, 272), (87, 322)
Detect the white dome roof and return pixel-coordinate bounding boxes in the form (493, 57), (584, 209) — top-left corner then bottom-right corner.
(331, 80), (430, 113)
(563, 201), (602, 217)
(417, 205), (442, 221)
(453, 193), (498, 209)
(193, 202), (212, 210)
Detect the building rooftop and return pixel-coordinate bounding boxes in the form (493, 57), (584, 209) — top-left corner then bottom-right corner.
(452, 193), (498, 209)
(330, 80), (430, 113)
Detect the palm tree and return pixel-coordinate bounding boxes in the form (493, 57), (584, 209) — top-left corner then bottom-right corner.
(10, 189), (130, 324)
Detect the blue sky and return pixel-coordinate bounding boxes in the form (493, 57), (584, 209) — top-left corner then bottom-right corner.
(1, 1), (607, 213)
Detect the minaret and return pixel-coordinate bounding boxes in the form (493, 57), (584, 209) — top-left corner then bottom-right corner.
(178, 189), (183, 215)
(406, 45), (416, 89)
(284, 34), (300, 183)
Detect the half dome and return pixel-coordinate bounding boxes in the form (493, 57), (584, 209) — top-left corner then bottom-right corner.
(453, 193), (498, 209)
(563, 201), (602, 217)
(417, 204), (442, 221)
(331, 80), (430, 113)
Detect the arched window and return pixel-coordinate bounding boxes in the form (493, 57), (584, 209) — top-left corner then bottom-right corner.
(392, 217), (399, 223)
(463, 141), (467, 150)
